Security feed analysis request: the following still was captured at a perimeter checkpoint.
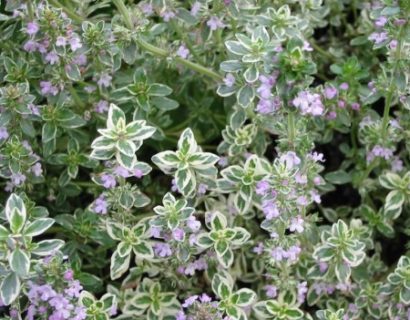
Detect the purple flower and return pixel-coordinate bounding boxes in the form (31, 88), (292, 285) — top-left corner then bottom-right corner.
(176, 311), (187, 320)
(101, 173), (116, 188)
(324, 86), (338, 99)
(191, 2), (201, 16)
(97, 73), (112, 88)
(183, 295), (198, 308)
(391, 157), (403, 172)
(253, 242), (264, 255)
(223, 74), (235, 87)
(26, 22), (39, 35)
(172, 228), (185, 241)
(207, 16), (225, 31)
(134, 168), (143, 178)
(295, 173), (307, 184)
(160, 10), (176, 22)
(150, 226), (162, 238)
(0, 127), (9, 140)
(45, 51), (59, 65)
(271, 246), (286, 261)
(289, 215), (304, 233)
(279, 151), (301, 169)
(339, 82), (349, 90)
(40, 81), (59, 96)
(369, 32), (389, 44)
(63, 269), (74, 281)
(28, 103), (41, 115)
(375, 16), (388, 27)
(23, 40), (38, 52)
(286, 245), (301, 262)
(56, 36), (67, 47)
(297, 281), (308, 304)
(303, 41), (313, 51)
(389, 39), (398, 50)
(11, 173), (26, 185)
(94, 194), (108, 214)
(262, 200), (280, 220)
(114, 165), (130, 177)
(73, 54), (87, 66)
(69, 37), (82, 51)
(176, 45), (190, 59)
(154, 243), (172, 257)
(292, 91), (324, 116)
(198, 183), (208, 195)
(256, 180), (270, 195)
(296, 195), (309, 207)
(32, 163), (43, 176)
(264, 285), (277, 298)
(95, 100), (109, 113)
(64, 280), (82, 298)
(187, 216), (201, 232)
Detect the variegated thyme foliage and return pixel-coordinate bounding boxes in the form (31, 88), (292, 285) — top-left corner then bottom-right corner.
(0, 0), (409, 319)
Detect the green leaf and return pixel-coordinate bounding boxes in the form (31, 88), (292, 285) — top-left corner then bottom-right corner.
(0, 225), (9, 240)
(9, 248), (30, 277)
(107, 103), (126, 129)
(335, 262), (351, 283)
(152, 96), (179, 111)
(31, 239), (64, 256)
(148, 83), (173, 96)
(325, 170), (351, 184)
(210, 212), (227, 231)
(384, 190), (405, 219)
(177, 128), (198, 156)
(151, 151), (179, 173)
(175, 168), (196, 197)
(233, 288), (256, 307)
(23, 218), (54, 237)
(219, 248), (234, 268)
(212, 274), (231, 299)
(117, 152), (136, 170)
(110, 249), (131, 280)
(196, 233), (214, 248)
(5, 194), (26, 224)
(0, 272), (20, 305)
(400, 286), (410, 304)
(116, 140), (136, 157)
(215, 240), (229, 256)
(379, 172), (402, 189)
(42, 123), (57, 143)
(237, 85), (255, 108)
(133, 241), (154, 258)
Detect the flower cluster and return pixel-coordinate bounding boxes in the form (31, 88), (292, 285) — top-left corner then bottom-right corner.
(0, 0), (410, 319)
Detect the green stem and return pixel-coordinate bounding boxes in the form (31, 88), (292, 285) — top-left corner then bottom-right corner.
(311, 42), (335, 61)
(68, 85), (85, 109)
(48, 0), (83, 22)
(112, 0), (222, 81)
(287, 112), (296, 149)
(171, 20), (203, 64)
(381, 25), (405, 139)
(27, 1), (35, 20)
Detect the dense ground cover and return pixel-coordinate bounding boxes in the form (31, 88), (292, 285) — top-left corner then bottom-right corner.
(0, 0), (410, 319)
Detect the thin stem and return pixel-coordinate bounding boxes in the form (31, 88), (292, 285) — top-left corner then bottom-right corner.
(68, 85), (85, 109)
(48, 0), (83, 22)
(171, 20), (203, 64)
(381, 25), (405, 139)
(287, 112), (296, 150)
(311, 42), (335, 61)
(112, 0), (222, 81)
